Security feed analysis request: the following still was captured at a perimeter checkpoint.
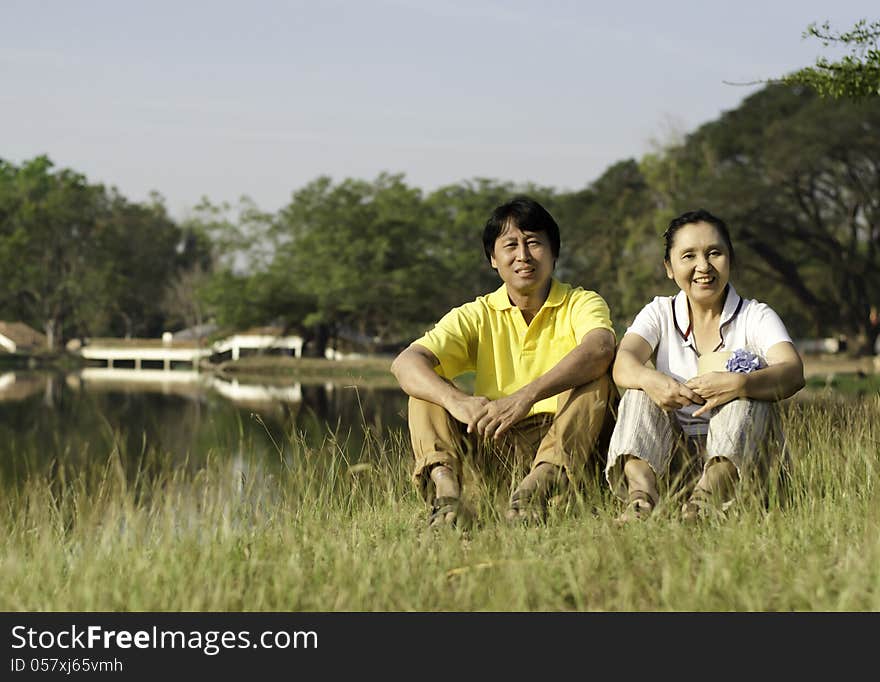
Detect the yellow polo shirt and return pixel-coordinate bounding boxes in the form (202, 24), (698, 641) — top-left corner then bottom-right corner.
(414, 279), (614, 415)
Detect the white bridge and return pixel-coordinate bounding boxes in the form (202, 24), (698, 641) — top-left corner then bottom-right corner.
(79, 330), (304, 371)
(211, 332), (303, 361)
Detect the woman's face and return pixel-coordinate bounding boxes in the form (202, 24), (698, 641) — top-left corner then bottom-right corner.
(664, 221), (731, 307)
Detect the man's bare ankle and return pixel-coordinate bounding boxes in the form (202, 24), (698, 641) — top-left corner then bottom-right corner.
(429, 464), (459, 499)
(517, 462), (566, 498)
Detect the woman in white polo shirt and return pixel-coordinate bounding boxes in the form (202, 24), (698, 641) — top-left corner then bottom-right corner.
(606, 209), (805, 522)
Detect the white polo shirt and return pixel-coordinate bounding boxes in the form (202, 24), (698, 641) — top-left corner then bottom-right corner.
(625, 284), (793, 436)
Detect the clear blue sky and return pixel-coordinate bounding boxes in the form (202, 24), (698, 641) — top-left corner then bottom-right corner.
(2, 0), (876, 218)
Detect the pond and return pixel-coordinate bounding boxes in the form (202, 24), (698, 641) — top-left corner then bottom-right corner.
(2, 368), (874, 490)
(0, 370), (410, 484)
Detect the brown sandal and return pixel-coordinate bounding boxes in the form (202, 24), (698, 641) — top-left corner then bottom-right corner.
(505, 463), (567, 525)
(505, 487), (547, 525)
(681, 488), (716, 523)
(428, 496), (460, 528)
(616, 490), (656, 523)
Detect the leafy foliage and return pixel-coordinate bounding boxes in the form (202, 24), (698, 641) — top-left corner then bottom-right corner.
(0, 157), (204, 348)
(3, 73), (879, 356)
(645, 85), (880, 352)
(784, 19), (880, 98)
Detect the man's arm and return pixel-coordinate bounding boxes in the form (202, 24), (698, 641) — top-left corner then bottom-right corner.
(475, 327), (616, 440)
(390, 343), (490, 433)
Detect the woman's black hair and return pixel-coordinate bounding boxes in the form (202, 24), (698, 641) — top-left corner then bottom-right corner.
(663, 209), (735, 265)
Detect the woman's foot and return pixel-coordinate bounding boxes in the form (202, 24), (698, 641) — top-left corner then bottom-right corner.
(680, 487), (712, 523)
(680, 488), (734, 522)
(615, 456), (660, 524)
(616, 489), (656, 523)
(681, 458), (738, 523)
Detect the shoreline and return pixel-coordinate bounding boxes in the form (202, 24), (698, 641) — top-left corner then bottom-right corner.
(6, 351), (878, 384)
(209, 355), (400, 387)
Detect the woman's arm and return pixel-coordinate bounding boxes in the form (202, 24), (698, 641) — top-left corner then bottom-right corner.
(687, 341), (805, 417)
(742, 341), (806, 400)
(613, 333), (704, 411)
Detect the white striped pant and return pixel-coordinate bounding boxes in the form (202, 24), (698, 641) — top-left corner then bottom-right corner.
(605, 388), (782, 500)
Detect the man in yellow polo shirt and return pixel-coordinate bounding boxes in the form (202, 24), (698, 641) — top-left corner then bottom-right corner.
(391, 196), (618, 527)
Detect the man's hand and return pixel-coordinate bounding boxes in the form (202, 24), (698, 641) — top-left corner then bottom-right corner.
(643, 371), (705, 412)
(474, 392), (535, 441)
(685, 371), (746, 418)
(444, 395), (491, 434)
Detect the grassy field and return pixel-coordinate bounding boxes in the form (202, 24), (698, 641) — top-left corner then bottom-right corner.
(214, 355), (400, 387)
(2, 392), (879, 612)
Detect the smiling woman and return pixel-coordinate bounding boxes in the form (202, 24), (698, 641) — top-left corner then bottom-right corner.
(605, 209), (805, 524)
(664, 219), (733, 316)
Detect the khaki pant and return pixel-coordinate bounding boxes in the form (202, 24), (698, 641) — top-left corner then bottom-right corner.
(408, 374), (619, 501)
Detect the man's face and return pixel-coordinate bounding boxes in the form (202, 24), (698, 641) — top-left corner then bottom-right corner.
(490, 222), (555, 296)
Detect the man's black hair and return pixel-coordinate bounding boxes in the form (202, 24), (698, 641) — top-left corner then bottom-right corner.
(482, 196), (561, 264)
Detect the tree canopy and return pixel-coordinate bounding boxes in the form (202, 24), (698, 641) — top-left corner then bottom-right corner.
(643, 85), (880, 353)
(3, 76), (878, 356)
(0, 156), (206, 349)
(784, 19), (880, 98)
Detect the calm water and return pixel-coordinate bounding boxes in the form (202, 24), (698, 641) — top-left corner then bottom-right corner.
(0, 370), (409, 482)
(2, 369), (870, 489)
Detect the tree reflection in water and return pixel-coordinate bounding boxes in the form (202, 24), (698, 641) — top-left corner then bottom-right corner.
(0, 371), (408, 484)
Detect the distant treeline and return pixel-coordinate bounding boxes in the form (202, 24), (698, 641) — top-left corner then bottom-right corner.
(1, 84), (878, 355)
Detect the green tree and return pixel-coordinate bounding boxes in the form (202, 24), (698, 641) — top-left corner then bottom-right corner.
(269, 174), (438, 354)
(159, 222), (216, 334)
(553, 160), (663, 334)
(170, 195), (287, 338)
(648, 85), (880, 353)
(94, 192), (191, 338)
(0, 156), (106, 349)
(423, 178), (540, 315)
(0, 156), (204, 347)
(784, 19), (880, 99)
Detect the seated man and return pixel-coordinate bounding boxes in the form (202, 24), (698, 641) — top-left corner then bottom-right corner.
(390, 196), (618, 527)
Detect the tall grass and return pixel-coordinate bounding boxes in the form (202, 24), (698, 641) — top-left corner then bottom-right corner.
(1, 396), (878, 611)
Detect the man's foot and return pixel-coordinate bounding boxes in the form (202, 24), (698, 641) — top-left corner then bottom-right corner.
(427, 463), (461, 528)
(428, 496), (460, 528)
(505, 487), (546, 524)
(505, 462), (566, 525)
(615, 490), (656, 524)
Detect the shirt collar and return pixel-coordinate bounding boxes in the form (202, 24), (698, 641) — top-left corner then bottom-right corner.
(487, 278), (564, 311)
(672, 284), (742, 342)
